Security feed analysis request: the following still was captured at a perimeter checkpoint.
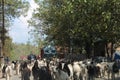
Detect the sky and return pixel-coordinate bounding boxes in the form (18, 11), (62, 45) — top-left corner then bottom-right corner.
(9, 0), (38, 44)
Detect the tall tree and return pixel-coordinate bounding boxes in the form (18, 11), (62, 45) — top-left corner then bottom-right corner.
(10, 43), (39, 60)
(0, 0), (30, 57)
(29, 0), (120, 55)
(4, 37), (12, 57)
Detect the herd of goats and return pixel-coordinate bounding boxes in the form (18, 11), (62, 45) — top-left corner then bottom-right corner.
(0, 56), (120, 80)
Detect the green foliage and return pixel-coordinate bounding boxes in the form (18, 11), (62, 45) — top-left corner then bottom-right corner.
(4, 0), (30, 20)
(10, 43), (39, 60)
(28, 0), (120, 51)
(0, 0), (30, 27)
(4, 37), (12, 57)
(0, 0), (30, 58)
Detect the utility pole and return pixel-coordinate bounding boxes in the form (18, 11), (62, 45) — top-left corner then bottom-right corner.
(0, 0), (5, 63)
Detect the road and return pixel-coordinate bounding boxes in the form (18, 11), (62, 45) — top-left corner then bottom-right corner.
(0, 73), (105, 80)
(0, 74), (21, 80)
(0, 70), (120, 80)
(0, 70), (33, 80)
(0, 75), (33, 80)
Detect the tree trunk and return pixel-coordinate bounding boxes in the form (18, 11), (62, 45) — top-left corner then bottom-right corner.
(110, 42), (113, 59)
(85, 42), (92, 58)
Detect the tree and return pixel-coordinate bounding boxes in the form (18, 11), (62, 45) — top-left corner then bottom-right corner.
(29, 0), (120, 56)
(4, 37), (12, 57)
(0, 0), (30, 57)
(10, 43), (39, 60)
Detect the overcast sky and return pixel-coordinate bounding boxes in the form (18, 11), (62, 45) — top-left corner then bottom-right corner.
(9, 0), (38, 44)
